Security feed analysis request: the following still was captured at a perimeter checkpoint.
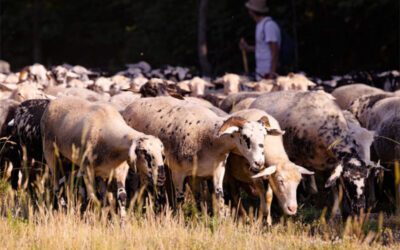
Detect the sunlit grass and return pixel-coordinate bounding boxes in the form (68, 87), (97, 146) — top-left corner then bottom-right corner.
(0, 180), (398, 250)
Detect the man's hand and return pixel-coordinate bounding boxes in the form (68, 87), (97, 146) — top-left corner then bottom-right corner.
(239, 38), (255, 52)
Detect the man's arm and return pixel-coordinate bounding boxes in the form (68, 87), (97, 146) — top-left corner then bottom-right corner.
(239, 39), (255, 52)
(268, 41), (279, 77)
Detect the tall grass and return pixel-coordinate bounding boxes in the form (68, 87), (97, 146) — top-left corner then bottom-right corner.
(0, 178), (398, 250)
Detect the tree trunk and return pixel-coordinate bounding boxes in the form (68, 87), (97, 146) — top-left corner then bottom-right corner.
(291, 0), (299, 71)
(198, 0), (211, 76)
(33, 0), (42, 63)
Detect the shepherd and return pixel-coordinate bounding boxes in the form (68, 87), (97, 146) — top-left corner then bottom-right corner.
(239, 0), (281, 80)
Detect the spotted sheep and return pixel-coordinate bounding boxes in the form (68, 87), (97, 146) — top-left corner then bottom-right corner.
(249, 90), (382, 214)
(332, 83), (385, 109)
(356, 96), (400, 166)
(224, 109), (314, 225)
(41, 97), (166, 219)
(122, 96), (271, 214)
(7, 99), (51, 189)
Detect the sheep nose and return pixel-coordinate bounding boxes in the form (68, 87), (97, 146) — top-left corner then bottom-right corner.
(287, 205), (297, 214)
(254, 161), (264, 168)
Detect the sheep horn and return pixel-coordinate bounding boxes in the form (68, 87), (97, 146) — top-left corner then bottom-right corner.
(217, 116), (247, 136)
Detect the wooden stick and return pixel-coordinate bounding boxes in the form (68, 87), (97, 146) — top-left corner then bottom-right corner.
(240, 38), (249, 73)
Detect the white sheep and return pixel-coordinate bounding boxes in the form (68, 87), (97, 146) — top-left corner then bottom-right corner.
(41, 97), (166, 219)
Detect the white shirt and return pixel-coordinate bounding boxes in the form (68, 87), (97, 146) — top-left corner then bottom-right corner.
(255, 17), (281, 78)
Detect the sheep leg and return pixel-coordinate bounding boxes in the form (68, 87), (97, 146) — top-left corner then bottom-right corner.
(114, 163), (129, 221)
(171, 170), (186, 206)
(213, 164), (229, 216)
(367, 173), (376, 209)
(96, 177), (107, 207)
(265, 184), (273, 225)
(254, 179), (273, 225)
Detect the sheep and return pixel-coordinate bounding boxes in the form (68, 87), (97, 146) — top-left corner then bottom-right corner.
(179, 77), (214, 97)
(249, 91), (382, 215)
(331, 83), (385, 109)
(138, 78), (187, 98)
(19, 63), (52, 87)
(347, 93), (395, 128)
(122, 96), (271, 213)
(0, 60), (10, 74)
(366, 97), (400, 165)
(9, 99), (50, 190)
(41, 97), (166, 218)
(44, 86), (110, 102)
(8, 84), (51, 102)
(224, 109), (314, 224)
(214, 73), (243, 95)
(275, 73), (316, 91)
(219, 92), (264, 113)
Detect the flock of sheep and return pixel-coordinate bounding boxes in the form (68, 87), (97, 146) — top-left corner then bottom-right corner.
(0, 59), (399, 224)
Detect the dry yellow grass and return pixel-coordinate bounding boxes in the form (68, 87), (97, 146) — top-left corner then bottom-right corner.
(0, 182), (399, 250)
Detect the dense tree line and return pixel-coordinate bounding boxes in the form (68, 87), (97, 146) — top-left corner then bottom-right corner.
(0, 0), (398, 77)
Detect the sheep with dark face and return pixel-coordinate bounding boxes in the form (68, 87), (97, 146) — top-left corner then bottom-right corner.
(249, 91), (381, 215)
(122, 96), (271, 213)
(41, 97), (166, 219)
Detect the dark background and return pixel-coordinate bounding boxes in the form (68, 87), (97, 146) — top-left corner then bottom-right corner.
(0, 0), (398, 77)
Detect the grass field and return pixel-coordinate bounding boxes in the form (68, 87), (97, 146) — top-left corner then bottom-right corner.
(0, 179), (399, 250)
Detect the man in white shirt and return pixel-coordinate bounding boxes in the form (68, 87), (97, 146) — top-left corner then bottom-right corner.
(240, 0), (281, 80)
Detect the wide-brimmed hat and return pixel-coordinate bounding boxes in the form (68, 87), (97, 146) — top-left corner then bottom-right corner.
(245, 0), (269, 13)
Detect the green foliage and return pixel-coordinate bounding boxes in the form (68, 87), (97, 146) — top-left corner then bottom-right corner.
(0, 0), (398, 76)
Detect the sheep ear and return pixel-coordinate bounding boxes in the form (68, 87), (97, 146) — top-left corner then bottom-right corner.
(166, 88), (185, 100)
(296, 165), (314, 175)
(217, 116), (247, 136)
(267, 129), (285, 136)
(252, 165), (277, 178)
(325, 164), (343, 188)
(258, 116), (271, 128)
